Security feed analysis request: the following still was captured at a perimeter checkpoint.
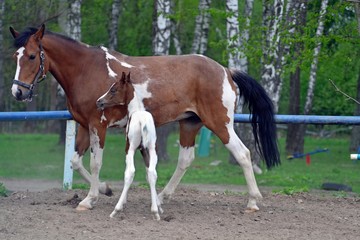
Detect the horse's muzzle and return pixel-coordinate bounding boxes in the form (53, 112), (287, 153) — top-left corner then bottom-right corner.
(96, 99), (105, 110)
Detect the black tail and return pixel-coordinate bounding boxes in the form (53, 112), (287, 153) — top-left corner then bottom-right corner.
(231, 70), (280, 169)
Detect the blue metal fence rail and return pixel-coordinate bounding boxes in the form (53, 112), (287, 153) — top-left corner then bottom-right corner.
(2, 110), (360, 189)
(2, 111), (360, 124)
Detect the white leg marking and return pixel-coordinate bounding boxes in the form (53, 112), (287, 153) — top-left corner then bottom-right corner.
(77, 129), (104, 210)
(158, 146), (195, 203)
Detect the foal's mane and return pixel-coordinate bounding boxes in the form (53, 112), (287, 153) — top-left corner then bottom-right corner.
(14, 27), (79, 48)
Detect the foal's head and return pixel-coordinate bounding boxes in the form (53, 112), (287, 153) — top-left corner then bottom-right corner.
(96, 72), (134, 110)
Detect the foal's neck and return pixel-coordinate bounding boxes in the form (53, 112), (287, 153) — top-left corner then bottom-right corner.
(127, 86), (145, 116)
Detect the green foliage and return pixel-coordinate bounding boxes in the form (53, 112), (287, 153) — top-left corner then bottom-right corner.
(273, 186), (309, 196)
(0, 183), (8, 197)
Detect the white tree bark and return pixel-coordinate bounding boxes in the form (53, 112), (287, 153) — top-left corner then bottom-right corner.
(109, 0), (122, 51)
(261, 0), (284, 112)
(153, 0), (171, 55)
(191, 0), (211, 55)
(68, 0), (82, 41)
(304, 0), (329, 114)
(226, 0), (240, 69)
(239, 0), (254, 73)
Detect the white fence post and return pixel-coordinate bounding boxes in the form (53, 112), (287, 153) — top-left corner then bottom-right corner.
(63, 120), (76, 190)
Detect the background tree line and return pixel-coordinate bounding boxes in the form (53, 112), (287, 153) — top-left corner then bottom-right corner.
(1, 0), (360, 163)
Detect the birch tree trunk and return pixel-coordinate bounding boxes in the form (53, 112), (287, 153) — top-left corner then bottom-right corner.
(191, 0), (211, 55)
(226, 0), (240, 69)
(170, 0), (182, 55)
(0, 0), (4, 111)
(153, 0), (173, 161)
(56, 0), (82, 143)
(239, 0), (254, 73)
(153, 0), (171, 56)
(350, 2), (360, 153)
(304, 0), (328, 115)
(108, 0), (122, 51)
(261, 0), (284, 112)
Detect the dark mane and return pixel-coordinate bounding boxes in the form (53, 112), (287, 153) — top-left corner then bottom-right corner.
(14, 27), (79, 48)
(14, 27), (38, 48)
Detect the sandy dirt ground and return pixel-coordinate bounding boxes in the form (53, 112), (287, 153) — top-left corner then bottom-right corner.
(0, 180), (359, 240)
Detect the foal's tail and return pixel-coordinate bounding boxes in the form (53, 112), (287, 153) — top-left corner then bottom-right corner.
(230, 70), (280, 169)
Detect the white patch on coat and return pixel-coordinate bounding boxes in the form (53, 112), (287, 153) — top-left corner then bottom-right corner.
(100, 111), (107, 123)
(221, 68), (236, 128)
(108, 116), (128, 128)
(127, 81), (152, 114)
(12, 47), (25, 96)
(101, 46), (134, 78)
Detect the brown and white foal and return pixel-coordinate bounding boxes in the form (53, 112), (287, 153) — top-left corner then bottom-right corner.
(97, 72), (162, 220)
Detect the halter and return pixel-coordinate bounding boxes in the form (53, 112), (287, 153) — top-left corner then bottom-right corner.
(13, 42), (47, 100)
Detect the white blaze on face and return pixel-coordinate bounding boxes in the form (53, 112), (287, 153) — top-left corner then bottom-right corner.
(101, 46), (134, 78)
(11, 47), (25, 96)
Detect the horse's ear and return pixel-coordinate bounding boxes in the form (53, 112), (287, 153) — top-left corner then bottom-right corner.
(126, 72), (131, 83)
(120, 72), (126, 83)
(34, 24), (45, 41)
(9, 26), (19, 39)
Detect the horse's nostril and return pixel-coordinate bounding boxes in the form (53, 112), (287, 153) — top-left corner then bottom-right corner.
(15, 89), (22, 99)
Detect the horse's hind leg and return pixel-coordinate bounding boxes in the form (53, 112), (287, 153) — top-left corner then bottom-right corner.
(110, 147), (136, 218)
(216, 125), (262, 211)
(158, 119), (202, 203)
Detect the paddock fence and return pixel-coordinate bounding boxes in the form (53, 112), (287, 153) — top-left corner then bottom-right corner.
(1, 111), (360, 189)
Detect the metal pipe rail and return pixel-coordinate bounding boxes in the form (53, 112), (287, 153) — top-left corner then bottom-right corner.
(2, 110), (360, 190)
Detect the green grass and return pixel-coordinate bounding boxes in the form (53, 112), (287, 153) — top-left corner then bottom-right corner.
(1, 132), (360, 194)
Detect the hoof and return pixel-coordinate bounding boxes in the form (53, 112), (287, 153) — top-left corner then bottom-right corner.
(76, 204), (92, 211)
(105, 187), (113, 197)
(245, 207), (259, 213)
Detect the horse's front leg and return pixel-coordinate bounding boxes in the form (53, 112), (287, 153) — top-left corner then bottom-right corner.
(110, 148), (136, 218)
(158, 121), (202, 203)
(76, 126), (107, 211)
(71, 125), (112, 200)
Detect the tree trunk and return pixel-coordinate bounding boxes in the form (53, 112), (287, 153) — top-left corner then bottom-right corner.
(261, 0), (284, 113)
(0, 0), (4, 112)
(153, 0), (172, 162)
(226, 0), (240, 69)
(108, 0), (122, 51)
(191, 0), (211, 55)
(239, 0), (253, 73)
(350, 2), (360, 153)
(56, 0), (82, 144)
(152, 0), (171, 56)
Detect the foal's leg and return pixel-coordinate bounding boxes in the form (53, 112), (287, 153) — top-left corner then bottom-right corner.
(158, 120), (202, 203)
(110, 146), (136, 218)
(77, 126), (107, 210)
(147, 146), (161, 220)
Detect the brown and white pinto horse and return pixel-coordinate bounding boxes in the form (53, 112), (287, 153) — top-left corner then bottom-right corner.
(9, 24), (280, 212)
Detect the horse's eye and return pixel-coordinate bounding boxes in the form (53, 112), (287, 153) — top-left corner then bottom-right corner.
(110, 88), (116, 94)
(29, 54), (36, 60)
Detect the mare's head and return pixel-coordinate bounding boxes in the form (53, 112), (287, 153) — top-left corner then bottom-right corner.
(96, 72), (133, 110)
(9, 24), (48, 102)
